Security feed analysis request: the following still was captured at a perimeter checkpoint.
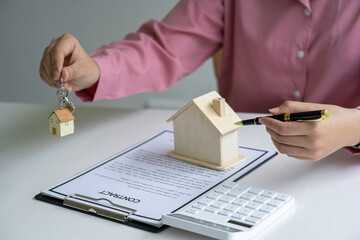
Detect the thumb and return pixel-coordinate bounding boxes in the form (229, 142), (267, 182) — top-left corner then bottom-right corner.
(61, 64), (79, 83)
(268, 101), (319, 115)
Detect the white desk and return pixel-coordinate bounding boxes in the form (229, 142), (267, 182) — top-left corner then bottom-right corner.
(1, 102), (359, 240)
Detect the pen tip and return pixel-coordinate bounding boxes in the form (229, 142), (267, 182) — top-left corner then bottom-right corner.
(235, 121), (243, 126)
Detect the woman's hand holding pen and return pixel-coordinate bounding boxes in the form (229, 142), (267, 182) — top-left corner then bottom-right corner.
(259, 101), (360, 161)
(39, 33), (100, 92)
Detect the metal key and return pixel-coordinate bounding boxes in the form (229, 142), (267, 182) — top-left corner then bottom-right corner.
(64, 96), (75, 112)
(56, 78), (75, 112)
(57, 87), (68, 109)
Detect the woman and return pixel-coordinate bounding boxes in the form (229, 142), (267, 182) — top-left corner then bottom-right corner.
(39, 0), (360, 160)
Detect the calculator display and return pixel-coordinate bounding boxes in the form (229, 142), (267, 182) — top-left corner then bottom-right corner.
(228, 219), (253, 228)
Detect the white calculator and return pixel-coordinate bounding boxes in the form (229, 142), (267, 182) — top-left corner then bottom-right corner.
(162, 182), (295, 240)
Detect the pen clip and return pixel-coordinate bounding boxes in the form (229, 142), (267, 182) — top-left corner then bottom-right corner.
(296, 115), (328, 122)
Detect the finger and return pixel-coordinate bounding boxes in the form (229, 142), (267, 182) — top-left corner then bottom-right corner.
(63, 81), (72, 92)
(266, 127), (310, 148)
(39, 63), (50, 86)
(50, 36), (59, 45)
(60, 67), (75, 91)
(40, 61), (58, 88)
(40, 37), (61, 81)
(64, 49), (78, 66)
(40, 38), (59, 84)
(41, 46), (53, 81)
(39, 67), (54, 87)
(62, 61), (79, 82)
(62, 66), (72, 82)
(271, 137), (308, 156)
(260, 117), (313, 136)
(269, 101), (323, 115)
(287, 150), (328, 161)
(286, 154), (320, 161)
(271, 137), (325, 161)
(50, 33), (77, 81)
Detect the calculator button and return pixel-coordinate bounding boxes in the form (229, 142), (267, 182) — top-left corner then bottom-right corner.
(198, 198), (214, 206)
(251, 211), (267, 220)
(232, 198), (248, 206)
(222, 182), (239, 189)
(228, 186), (250, 197)
(259, 205), (276, 213)
(191, 204), (205, 210)
(275, 194), (291, 201)
(215, 187), (230, 194)
(206, 192), (222, 200)
(205, 206), (218, 213)
(240, 193), (257, 201)
(267, 199), (283, 207)
(253, 196), (270, 204)
(185, 208), (199, 214)
(218, 210), (232, 217)
(224, 204), (240, 212)
(211, 201), (227, 209)
(219, 196), (234, 203)
(262, 191), (277, 198)
(231, 213), (245, 221)
(248, 187), (264, 195)
(245, 216), (260, 224)
(237, 207), (253, 216)
(235, 185), (251, 192)
(245, 202), (262, 210)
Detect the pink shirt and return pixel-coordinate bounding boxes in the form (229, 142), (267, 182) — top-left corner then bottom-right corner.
(77, 0), (360, 113)
(75, 0), (360, 155)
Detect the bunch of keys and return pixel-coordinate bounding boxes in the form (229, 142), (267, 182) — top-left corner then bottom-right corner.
(48, 78), (76, 137)
(57, 78), (75, 112)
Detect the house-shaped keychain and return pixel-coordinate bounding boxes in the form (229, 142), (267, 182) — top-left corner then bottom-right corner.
(167, 91), (245, 170)
(48, 108), (75, 137)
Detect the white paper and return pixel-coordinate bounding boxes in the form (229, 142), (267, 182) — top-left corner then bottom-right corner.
(42, 130), (273, 227)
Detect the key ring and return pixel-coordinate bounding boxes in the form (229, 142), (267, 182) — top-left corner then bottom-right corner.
(57, 88), (68, 98)
(56, 77), (68, 98)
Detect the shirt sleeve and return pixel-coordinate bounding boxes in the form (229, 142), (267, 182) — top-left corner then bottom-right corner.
(343, 106), (360, 155)
(75, 0), (223, 102)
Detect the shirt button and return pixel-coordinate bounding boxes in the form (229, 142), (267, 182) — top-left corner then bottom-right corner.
(297, 50), (305, 59)
(294, 90), (301, 98)
(304, 8), (312, 16)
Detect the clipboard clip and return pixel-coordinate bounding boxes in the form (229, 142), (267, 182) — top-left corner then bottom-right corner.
(63, 193), (137, 222)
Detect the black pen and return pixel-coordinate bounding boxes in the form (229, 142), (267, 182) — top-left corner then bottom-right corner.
(235, 110), (329, 126)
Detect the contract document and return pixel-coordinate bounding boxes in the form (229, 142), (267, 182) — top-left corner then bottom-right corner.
(41, 130), (276, 228)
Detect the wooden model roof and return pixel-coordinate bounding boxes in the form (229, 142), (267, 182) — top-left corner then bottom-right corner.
(49, 108), (75, 122)
(167, 91), (240, 135)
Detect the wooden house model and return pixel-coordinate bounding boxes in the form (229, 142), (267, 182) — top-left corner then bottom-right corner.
(48, 108), (75, 137)
(167, 91), (244, 170)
